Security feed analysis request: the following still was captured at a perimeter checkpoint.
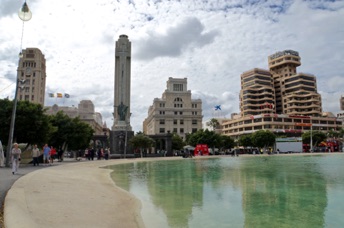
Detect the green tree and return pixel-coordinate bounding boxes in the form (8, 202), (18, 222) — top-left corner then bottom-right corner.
(129, 133), (155, 158)
(302, 131), (326, 148)
(238, 134), (253, 148)
(219, 135), (235, 151)
(48, 111), (94, 150)
(172, 133), (185, 150)
(0, 99), (52, 148)
(327, 129), (340, 138)
(206, 118), (220, 131)
(187, 129), (222, 153)
(251, 130), (276, 151)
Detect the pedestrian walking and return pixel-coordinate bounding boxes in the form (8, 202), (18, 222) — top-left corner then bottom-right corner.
(11, 143), (21, 174)
(31, 144), (40, 166)
(57, 147), (64, 162)
(50, 146), (57, 164)
(84, 148), (89, 160)
(43, 144), (51, 165)
(90, 148), (95, 160)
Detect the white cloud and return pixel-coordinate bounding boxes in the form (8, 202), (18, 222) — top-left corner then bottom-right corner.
(0, 0), (343, 133)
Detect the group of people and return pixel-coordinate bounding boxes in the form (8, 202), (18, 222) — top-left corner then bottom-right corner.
(84, 147), (109, 160)
(10, 143), (64, 175)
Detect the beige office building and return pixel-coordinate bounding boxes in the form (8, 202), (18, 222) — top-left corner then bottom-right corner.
(143, 77), (203, 139)
(17, 48), (46, 106)
(223, 50), (342, 138)
(45, 100), (105, 135)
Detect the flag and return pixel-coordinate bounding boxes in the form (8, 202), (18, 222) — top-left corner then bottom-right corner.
(214, 105), (221, 111)
(48, 93), (54, 97)
(57, 93), (63, 98)
(64, 93), (70, 98)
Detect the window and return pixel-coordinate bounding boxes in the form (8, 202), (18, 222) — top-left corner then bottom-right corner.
(159, 111), (165, 115)
(192, 128), (197, 133)
(174, 112), (178, 115)
(180, 120), (184, 125)
(173, 128), (177, 133)
(192, 119), (197, 125)
(174, 97), (183, 108)
(159, 119), (165, 124)
(179, 112), (183, 115)
(159, 128), (165, 133)
(173, 119), (177, 125)
(173, 84), (183, 91)
(180, 128), (184, 133)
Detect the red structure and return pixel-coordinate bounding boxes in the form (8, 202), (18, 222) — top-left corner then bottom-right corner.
(194, 144), (209, 156)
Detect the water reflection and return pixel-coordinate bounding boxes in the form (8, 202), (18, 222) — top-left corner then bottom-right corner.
(107, 155), (344, 228)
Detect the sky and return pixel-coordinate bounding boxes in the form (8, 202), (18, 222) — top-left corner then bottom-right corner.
(1, 0), (343, 133)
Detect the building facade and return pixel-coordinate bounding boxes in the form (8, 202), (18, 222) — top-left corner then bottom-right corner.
(143, 77), (203, 139)
(45, 100), (105, 135)
(17, 48), (46, 106)
(268, 50), (322, 116)
(337, 95), (344, 124)
(240, 68), (275, 116)
(222, 50), (342, 139)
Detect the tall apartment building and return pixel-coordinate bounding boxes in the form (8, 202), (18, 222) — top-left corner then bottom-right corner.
(143, 77), (203, 139)
(240, 68), (275, 116)
(268, 50), (322, 116)
(222, 50), (342, 138)
(17, 48), (46, 106)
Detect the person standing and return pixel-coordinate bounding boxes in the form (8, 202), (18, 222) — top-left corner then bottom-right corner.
(43, 144), (51, 166)
(57, 147), (64, 162)
(50, 146), (57, 164)
(31, 144), (40, 166)
(11, 143), (21, 175)
(90, 148), (95, 161)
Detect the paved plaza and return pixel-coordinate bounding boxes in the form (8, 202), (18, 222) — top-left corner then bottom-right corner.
(1, 158), (146, 228)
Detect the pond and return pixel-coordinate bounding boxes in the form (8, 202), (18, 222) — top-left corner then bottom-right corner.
(108, 155), (344, 228)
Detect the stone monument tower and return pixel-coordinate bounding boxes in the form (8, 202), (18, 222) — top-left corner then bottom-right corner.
(110, 35), (134, 158)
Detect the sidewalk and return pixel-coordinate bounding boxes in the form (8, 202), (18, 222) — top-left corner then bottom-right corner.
(0, 158), (76, 210)
(2, 158), (146, 228)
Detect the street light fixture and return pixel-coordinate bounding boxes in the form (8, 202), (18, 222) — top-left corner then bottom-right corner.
(5, 1), (32, 167)
(18, 1), (32, 21)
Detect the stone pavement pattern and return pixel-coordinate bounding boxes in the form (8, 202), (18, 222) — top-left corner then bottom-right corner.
(2, 159), (145, 228)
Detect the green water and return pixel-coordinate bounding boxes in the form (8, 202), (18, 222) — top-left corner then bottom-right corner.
(107, 155), (344, 228)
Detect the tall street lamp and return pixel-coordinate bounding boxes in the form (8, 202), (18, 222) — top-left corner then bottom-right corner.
(310, 123), (313, 153)
(5, 1), (32, 167)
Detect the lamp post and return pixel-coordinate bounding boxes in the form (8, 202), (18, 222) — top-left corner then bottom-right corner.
(124, 127), (128, 159)
(310, 124), (313, 153)
(5, 1), (32, 167)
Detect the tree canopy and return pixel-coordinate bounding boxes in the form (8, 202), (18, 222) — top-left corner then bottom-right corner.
(206, 118), (220, 131)
(302, 130), (327, 147)
(251, 130), (276, 148)
(0, 99), (51, 147)
(0, 99), (94, 151)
